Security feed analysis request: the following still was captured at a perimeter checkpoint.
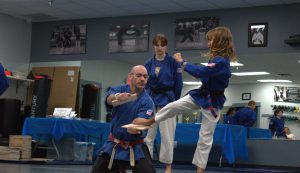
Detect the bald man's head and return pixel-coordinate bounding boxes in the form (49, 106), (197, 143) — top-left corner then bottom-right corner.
(129, 65), (148, 91)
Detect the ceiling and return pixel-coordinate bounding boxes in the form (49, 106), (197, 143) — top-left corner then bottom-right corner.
(0, 0), (300, 84)
(0, 0), (299, 22)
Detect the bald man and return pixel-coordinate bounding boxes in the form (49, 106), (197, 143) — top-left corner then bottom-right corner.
(91, 65), (156, 173)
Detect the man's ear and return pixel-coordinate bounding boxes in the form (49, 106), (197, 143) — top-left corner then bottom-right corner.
(127, 74), (132, 84)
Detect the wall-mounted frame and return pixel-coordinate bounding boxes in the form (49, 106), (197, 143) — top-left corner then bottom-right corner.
(174, 17), (219, 50)
(248, 22), (268, 47)
(108, 22), (150, 53)
(49, 24), (86, 55)
(274, 86), (300, 103)
(242, 93), (251, 100)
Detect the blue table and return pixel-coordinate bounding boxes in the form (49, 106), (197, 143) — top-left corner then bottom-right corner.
(247, 127), (272, 139)
(155, 123), (248, 164)
(22, 118), (248, 164)
(22, 117), (110, 156)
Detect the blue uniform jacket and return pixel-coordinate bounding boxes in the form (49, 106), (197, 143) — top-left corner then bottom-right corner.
(233, 107), (256, 127)
(269, 116), (285, 137)
(144, 53), (183, 107)
(186, 56), (231, 109)
(0, 63), (9, 95)
(102, 84), (155, 161)
(224, 114), (237, 125)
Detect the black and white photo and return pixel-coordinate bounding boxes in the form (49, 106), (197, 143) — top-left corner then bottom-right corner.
(242, 93), (251, 100)
(274, 86), (300, 103)
(174, 17), (219, 50)
(49, 24), (86, 55)
(248, 23), (268, 47)
(108, 22), (150, 53)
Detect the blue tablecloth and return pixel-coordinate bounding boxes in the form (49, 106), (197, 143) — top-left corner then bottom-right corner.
(22, 118), (248, 164)
(155, 123), (248, 164)
(22, 117), (110, 149)
(247, 127), (272, 139)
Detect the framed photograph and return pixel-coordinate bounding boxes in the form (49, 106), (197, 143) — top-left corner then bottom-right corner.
(248, 23), (268, 47)
(49, 24), (86, 55)
(274, 86), (300, 103)
(242, 93), (251, 100)
(174, 17), (219, 50)
(108, 22), (150, 53)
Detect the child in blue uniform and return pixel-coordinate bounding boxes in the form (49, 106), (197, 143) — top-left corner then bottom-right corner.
(269, 109), (285, 137)
(91, 65), (155, 173)
(134, 26), (237, 173)
(233, 100), (256, 127)
(0, 63), (9, 95)
(223, 107), (237, 124)
(144, 33), (183, 173)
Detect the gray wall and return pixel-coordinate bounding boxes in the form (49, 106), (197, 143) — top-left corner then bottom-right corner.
(0, 12), (32, 105)
(30, 4), (300, 64)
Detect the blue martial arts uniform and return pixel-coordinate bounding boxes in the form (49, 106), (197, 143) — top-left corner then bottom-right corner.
(0, 63), (9, 95)
(101, 84), (155, 161)
(233, 107), (256, 127)
(224, 114), (237, 124)
(186, 56), (231, 109)
(269, 116), (285, 137)
(144, 53), (183, 107)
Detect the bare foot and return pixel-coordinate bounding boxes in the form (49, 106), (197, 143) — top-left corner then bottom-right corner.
(165, 163), (172, 173)
(197, 167), (204, 173)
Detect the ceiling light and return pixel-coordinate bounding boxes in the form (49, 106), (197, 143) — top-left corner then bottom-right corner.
(183, 81), (202, 85)
(257, 79), (292, 83)
(232, 72), (270, 76)
(201, 62), (244, 67)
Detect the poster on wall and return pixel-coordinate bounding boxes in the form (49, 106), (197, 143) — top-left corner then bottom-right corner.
(274, 86), (300, 103)
(174, 16), (219, 50)
(49, 24), (86, 55)
(108, 22), (150, 53)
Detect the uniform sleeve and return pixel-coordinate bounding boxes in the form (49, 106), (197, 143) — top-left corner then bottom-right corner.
(173, 62), (183, 100)
(0, 63), (9, 95)
(104, 86), (121, 110)
(136, 98), (155, 119)
(184, 58), (228, 79)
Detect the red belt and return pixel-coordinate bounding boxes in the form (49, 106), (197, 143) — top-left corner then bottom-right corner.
(109, 134), (144, 148)
(108, 134), (144, 170)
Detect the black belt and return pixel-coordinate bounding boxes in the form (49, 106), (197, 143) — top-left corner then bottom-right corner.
(151, 87), (172, 94)
(198, 86), (224, 97)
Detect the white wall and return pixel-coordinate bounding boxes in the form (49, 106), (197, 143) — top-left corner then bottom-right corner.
(183, 83), (300, 139)
(0, 13), (32, 106)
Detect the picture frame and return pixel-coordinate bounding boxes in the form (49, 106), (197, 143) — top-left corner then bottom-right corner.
(49, 24), (87, 55)
(108, 22), (150, 53)
(242, 93), (251, 100)
(248, 22), (268, 47)
(274, 86), (300, 103)
(174, 17), (219, 50)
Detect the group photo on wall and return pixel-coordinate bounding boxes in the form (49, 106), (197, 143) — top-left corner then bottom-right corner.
(174, 16), (219, 50)
(274, 86), (300, 103)
(49, 24), (87, 55)
(108, 22), (150, 53)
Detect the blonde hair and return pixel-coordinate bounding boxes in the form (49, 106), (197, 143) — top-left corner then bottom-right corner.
(206, 27), (237, 62)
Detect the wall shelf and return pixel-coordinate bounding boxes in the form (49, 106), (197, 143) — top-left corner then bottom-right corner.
(284, 38), (300, 45)
(7, 75), (34, 93)
(7, 75), (34, 82)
